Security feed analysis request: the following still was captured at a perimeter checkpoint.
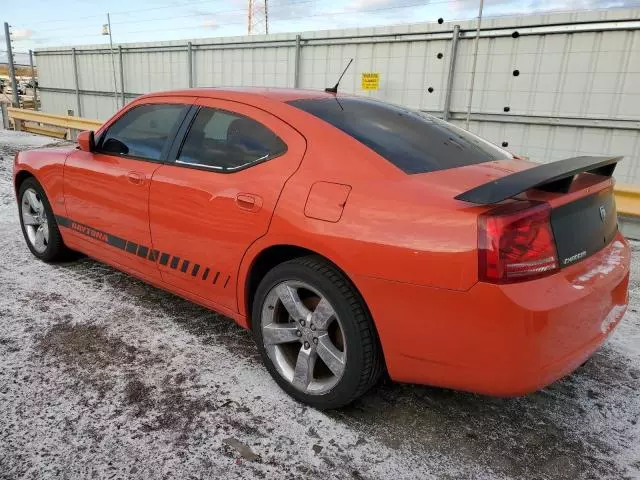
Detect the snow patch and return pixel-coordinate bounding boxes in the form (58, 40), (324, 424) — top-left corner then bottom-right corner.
(0, 129), (57, 149)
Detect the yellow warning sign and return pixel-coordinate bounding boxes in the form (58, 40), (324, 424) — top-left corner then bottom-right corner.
(361, 72), (380, 91)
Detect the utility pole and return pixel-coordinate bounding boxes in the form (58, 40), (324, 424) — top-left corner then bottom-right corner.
(3, 22), (20, 107)
(29, 49), (37, 110)
(465, 0), (484, 130)
(102, 14), (119, 109)
(248, 0), (269, 35)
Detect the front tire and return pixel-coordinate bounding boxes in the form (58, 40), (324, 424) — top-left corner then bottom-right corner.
(18, 177), (70, 262)
(253, 256), (383, 409)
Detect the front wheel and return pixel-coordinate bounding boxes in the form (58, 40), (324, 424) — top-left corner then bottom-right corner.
(253, 256), (383, 409)
(18, 177), (71, 262)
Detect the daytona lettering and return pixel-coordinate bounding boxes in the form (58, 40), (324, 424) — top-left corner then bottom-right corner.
(71, 222), (108, 243)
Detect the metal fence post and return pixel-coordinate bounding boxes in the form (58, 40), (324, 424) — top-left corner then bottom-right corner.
(67, 109), (78, 140)
(294, 34), (301, 88)
(443, 25), (460, 122)
(4, 22), (20, 107)
(0, 103), (10, 129)
(71, 48), (82, 117)
(118, 45), (125, 107)
(187, 42), (193, 88)
(465, 0), (485, 129)
(29, 50), (38, 110)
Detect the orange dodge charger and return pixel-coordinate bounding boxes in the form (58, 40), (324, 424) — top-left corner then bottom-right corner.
(14, 88), (630, 408)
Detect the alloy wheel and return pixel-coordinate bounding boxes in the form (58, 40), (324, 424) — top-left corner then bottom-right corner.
(260, 280), (346, 395)
(21, 187), (49, 254)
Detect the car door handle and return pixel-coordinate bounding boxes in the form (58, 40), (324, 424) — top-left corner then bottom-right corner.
(236, 193), (262, 212)
(127, 171), (145, 186)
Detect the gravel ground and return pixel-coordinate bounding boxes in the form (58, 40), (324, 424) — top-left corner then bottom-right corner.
(1, 130), (639, 480)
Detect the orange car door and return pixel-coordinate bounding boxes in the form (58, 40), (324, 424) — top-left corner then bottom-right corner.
(63, 99), (192, 278)
(148, 98), (306, 312)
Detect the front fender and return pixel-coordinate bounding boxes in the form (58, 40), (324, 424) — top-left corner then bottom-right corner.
(13, 147), (75, 218)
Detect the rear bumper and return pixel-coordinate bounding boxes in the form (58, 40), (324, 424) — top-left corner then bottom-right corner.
(356, 232), (630, 395)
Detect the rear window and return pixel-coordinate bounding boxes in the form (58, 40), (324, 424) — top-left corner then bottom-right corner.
(287, 97), (512, 174)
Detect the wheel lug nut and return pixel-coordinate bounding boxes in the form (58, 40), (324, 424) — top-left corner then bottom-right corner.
(313, 337), (318, 345)
(300, 320), (306, 327)
(304, 341), (310, 349)
(296, 330), (302, 337)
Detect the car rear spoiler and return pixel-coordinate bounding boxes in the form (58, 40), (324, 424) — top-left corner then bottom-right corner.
(455, 155), (623, 205)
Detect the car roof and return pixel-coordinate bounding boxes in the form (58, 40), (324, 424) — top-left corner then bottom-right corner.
(142, 87), (349, 103)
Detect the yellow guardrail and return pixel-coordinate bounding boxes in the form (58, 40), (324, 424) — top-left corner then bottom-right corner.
(21, 123), (67, 139)
(7, 107), (102, 133)
(614, 185), (640, 218)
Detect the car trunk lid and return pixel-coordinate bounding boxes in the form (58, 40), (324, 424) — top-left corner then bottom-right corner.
(446, 155), (623, 279)
(550, 186), (618, 267)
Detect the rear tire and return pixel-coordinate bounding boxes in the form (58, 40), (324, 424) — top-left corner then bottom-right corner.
(253, 255), (383, 409)
(18, 177), (71, 262)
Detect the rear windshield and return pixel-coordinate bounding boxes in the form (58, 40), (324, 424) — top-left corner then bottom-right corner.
(287, 97), (512, 174)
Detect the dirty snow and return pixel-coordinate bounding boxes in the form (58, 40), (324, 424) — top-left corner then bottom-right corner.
(1, 130), (639, 479)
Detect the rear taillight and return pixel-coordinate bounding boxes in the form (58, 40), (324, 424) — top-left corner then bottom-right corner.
(478, 201), (558, 283)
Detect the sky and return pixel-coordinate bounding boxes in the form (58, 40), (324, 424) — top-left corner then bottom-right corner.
(1, 0), (639, 64)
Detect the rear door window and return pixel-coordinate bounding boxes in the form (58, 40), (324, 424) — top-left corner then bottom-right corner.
(176, 107), (287, 171)
(98, 104), (187, 161)
(287, 97), (512, 174)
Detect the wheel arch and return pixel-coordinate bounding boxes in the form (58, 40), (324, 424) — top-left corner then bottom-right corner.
(14, 169), (35, 195)
(242, 244), (373, 335)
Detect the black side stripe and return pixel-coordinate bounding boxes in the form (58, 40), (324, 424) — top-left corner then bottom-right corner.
(56, 215), (127, 250)
(180, 260), (190, 273)
(55, 215), (231, 288)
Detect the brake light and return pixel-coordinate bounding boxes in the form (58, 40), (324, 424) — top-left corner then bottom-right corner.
(478, 201), (558, 283)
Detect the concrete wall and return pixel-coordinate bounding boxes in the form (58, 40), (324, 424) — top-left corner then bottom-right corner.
(34, 8), (640, 183)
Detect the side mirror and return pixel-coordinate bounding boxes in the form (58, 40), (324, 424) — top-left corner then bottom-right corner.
(77, 130), (95, 152)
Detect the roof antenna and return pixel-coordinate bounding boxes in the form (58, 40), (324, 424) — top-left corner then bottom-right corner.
(325, 58), (353, 94)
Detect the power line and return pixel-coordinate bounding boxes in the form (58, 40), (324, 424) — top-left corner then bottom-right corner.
(32, 5), (249, 34)
(24, 0), (309, 27)
(29, 0), (636, 47)
(28, 0), (467, 43)
(30, 0), (345, 34)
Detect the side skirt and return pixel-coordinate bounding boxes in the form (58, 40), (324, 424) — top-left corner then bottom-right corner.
(63, 234), (249, 327)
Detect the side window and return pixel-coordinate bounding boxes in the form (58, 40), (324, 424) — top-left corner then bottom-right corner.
(177, 107), (287, 171)
(98, 104), (186, 161)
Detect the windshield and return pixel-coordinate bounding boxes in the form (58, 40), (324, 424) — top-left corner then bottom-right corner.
(287, 97), (512, 174)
